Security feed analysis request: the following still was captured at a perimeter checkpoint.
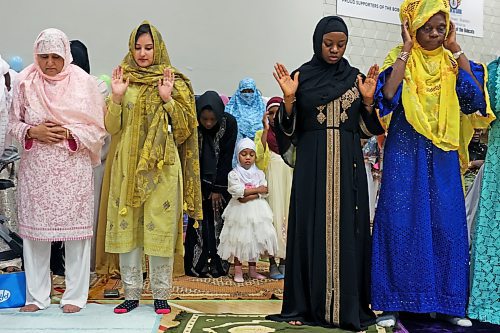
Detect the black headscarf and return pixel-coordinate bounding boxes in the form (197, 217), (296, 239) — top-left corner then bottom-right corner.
(196, 91), (227, 182)
(294, 16), (359, 105)
(70, 40), (90, 74)
(196, 91), (225, 134)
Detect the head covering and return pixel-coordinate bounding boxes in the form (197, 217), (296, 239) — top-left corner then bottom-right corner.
(225, 77), (265, 139)
(219, 93), (229, 106)
(70, 40), (90, 74)
(196, 91), (224, 177)
(196, 90), (225, 125)
(234, 138), (261, 187)
(265, 97), (283, 154)
(381, 0), (460, 152)
(119, 21), (202, 220)
(294, 16), (359, 106)
(13, 28), (106, 166)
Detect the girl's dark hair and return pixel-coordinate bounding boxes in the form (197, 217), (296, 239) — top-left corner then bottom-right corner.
(135, 24), (152, 44)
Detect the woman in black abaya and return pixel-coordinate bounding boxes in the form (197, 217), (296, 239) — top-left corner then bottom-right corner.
(267, 16), (384, 331)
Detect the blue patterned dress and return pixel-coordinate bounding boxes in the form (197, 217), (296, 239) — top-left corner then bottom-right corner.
(371, 62), (487, 317)
(468, 59), (500, 325)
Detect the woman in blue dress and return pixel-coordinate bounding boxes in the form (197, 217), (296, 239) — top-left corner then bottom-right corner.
(371, 0), (493, 327)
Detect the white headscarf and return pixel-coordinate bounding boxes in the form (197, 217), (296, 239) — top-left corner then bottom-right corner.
(234, 138), (261, 187)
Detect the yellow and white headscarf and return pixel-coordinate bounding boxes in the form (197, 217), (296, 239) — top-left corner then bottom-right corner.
(382, 0), (460, 152)
(381, 0), (494, 173)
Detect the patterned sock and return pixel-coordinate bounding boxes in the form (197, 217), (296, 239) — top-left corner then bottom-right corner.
(114, 300), (139, 314)
(154, 299), (171, 314)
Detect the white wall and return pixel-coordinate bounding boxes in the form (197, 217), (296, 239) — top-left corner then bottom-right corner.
(0, 0), (325, 97)
(1, 0), (499, 97)
(324, 0), (500, 73)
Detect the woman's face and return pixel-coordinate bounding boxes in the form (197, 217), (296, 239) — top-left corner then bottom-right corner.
(199, 109), (218, 130)
(238, 148), (256, 169)
(267, 106), (279, 127)
(321, 32), (347, 64)
(134, 33), (154, 68)
(416, 12), (447, 51)
(37, 53), (64, 76)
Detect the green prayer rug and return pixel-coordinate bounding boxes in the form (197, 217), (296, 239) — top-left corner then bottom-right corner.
(168, 312), (386, 332)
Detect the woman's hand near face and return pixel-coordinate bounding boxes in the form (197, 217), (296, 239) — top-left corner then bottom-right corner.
(159, 68), (175, 103)
(273, 63), (299, 98)
(401, 19), (413, 52)
(111, 66), (129, 104)
(443, 21), (461, 53)
(28, 122), (67, 143)
(262, 111), (270, 131)
(358, 64), (380, 104)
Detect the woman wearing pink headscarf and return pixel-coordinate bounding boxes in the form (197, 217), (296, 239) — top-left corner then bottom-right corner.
(9, 28), (106, 313)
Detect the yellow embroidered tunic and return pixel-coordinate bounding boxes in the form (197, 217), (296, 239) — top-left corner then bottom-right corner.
(104, 85), (186, 257)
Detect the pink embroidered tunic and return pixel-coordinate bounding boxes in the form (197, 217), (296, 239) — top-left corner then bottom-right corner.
(8, 28), (106, 241)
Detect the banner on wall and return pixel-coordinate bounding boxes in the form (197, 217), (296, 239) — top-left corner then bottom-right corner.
(336, 0), (484, 37)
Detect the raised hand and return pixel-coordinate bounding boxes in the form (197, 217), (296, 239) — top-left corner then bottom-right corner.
(401, 19), (413, 51)
(357, 64), (380, 105)
(111, 66), (129, 104)
(158, 68), (175, 103)
(273, 63), (299, 98)
(444, 21), (461, 53)
(262, 110), (270, 131)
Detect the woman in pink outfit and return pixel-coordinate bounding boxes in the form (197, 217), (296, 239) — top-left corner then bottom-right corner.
(9, 28), (106, 313)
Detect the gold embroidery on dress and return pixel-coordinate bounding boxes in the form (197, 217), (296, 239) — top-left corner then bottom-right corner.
(325, 101), (334, 324)
(317, 105), (327, 124)
(340, 87), (360, 111)
(339, 87), (360, 123)
(332, 99), (341, 325)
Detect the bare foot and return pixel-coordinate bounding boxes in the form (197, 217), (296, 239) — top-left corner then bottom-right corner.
(20, 304), (40, 312)
(288, 321), (303, 326)
(63, 304), (81, 313)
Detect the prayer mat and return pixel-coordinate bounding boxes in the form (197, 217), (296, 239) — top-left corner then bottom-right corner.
(86, 262), (283, 300)
(87, 274), (283, 301)
(0, 303), (162, 333)
(394, 313), (500, 333)
(161, 311), (386, 332)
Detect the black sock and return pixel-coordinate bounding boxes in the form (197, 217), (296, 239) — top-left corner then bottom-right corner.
(154, 299), (170, 311)
(114, 300), (139, 313)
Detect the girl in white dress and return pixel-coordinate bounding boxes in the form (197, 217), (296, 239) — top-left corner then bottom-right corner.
(218, 138), (278, 283)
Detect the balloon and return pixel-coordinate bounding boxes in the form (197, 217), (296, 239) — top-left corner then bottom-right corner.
(98, 74), (111, 89)
(8, 56), (24, 72)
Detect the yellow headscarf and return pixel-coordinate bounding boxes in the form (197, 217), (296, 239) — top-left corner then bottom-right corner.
(121, 21), (203, 220)
(381, 0), (494, 173)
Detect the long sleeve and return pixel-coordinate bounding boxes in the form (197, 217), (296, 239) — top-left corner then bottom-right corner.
(254, 129), (270, 171)
(8, 80), (31, 149)
(456, 61), (487, 116)
(105, 98), (122, 135)
(257, 170), (268, 199)
(359, 105), (386, 138)
(213, 115), (238, 193)
(278, 102), (297, 137)
(375, 67), (403, 118)
(227, 170), (245, 199)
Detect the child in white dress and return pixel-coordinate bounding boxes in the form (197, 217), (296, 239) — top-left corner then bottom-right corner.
(218, 138), (278, 283)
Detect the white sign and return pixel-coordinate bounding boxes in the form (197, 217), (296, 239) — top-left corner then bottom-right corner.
(336, 0), (484, 37)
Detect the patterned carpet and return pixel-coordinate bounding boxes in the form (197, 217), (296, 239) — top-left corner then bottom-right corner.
(159, 310), (385, 332)
(52, 265), (284, 301)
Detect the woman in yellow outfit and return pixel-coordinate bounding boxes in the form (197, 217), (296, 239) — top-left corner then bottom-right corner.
(104, 22), (202, 314)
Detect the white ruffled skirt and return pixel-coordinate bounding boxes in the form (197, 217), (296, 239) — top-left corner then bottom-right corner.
(218, 197), (278, 262)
